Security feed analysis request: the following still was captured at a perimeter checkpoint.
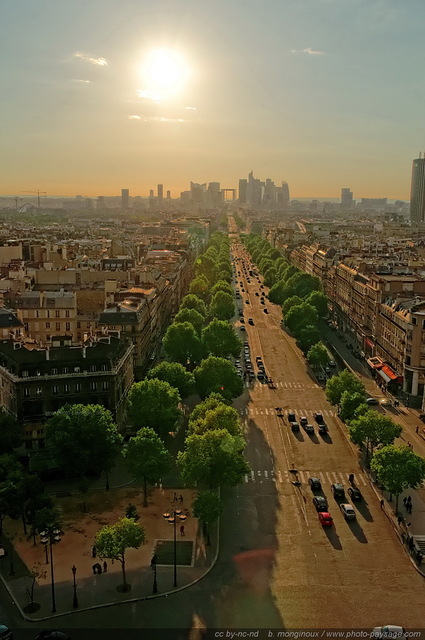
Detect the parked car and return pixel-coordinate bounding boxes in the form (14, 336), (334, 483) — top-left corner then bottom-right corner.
(313, 496), (328, 512)
(264, 308), (269, 313)
(366, 397), (379, 405)
(309, 477), (322, 491)
(0, 625), (12, 640)
(248, 318), (254, 325)
(287, 411), (296, 422)
(340, 503), (356, 521)
(331, 483), (345, 498)
(318, 512), (333, 527)
(304, 424), (314, 434)
(300, 416), (308, 426)
(318, 423), (328, 435)
(291, 421), (300, 432)
(240, 326), (246, 332)
(329, 360), (336, 367)
(347, 487), (362, 501)
(314, 412), (324, 423)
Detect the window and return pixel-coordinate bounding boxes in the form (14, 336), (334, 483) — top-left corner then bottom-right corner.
(77, 321), (81, 329)
(413, 317), (417, 325)
(101, 364), (107, 371)
(55, 310), (60, 318)
(75, 383), (81, 392)
(102, 381), (109, 391)
(56, 322), (60, 331)
(36, 387), (42, 396)
(24, 388), (30, 397)
(64, 384), (70, 393)
(63, 367), (69, 374)
(74, 367), (80, 373)
(46, 322), (50, 329)
(52, 385), (58, 394)
(90, 365), (96, 372)
(65, 322), (70, 331)
(51, 368), (57, 375)
(65, 310), (70, 318)
(90, 382), (97, 391)
(22, 371), (28, 378)
(46, 335), (50, 341)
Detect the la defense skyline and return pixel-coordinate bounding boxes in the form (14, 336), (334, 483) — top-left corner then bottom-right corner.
(410, 153), (425, 224)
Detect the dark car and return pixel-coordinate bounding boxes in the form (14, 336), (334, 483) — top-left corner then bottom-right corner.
(291, 421), (300, 432)
(287, 411), (296, 422)
(318, 423), (328, 435)
(331, 483), (345, 498)
(314, 412), (324, 423)
(309, 476), (322, 491)
(245, 300), (250, 304)
(347, 487), (362, 501)
(260, 299), (265, 304)
(313, 496), (328, 512)
(35, 632), (71, 640)
(304, 424), (314, 434)
(299, 416), (308, 426)
(263, 308), (269, 314)
(0, 625), (12, 640)
(239, 317), (245, 323)
(248, 318), (254, 325)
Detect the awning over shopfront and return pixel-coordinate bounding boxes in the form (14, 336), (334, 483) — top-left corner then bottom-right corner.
(378, 369), (392, 384)
(367, 356), (384, 370)
(381, 365), (398, 381)
(365, 338), (375, 349)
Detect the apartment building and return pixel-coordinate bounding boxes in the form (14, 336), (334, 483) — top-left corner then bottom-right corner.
(9, 290), (77, 345)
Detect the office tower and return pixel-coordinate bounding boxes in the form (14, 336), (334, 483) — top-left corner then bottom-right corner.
(263, 178), (276, 206)
(276, 181), (290, 210)
(190, 182), (207, 203)
(157, 184), (163, 202)
(207, 182), (222, 207)
(410, 154), (425, 224)
(239, 179), (247, 204)
(149, 189), (154, 198)
(341, 188), (353, 208)
(121, 189), (129, 209)
(247, 171), (262, 205)
(166, 190), (171, 199)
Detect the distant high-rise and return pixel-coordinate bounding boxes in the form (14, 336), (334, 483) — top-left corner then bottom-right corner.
(276, 181), (290, 210)
(166, 190), (171, 199)
(341, 188), (353, 209)
(239, 179), (247, 204)
(157, 184), (163, 202)
(121, 188), (129, 209)
(410, 154), (425, 224)
(149, 189), (154, 198)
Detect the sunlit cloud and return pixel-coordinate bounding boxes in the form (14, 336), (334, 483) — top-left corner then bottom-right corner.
(136, 89), (163, 103)
(185, 106), (197, 111)
(128, 115), (188, 123)
(73, 52), (108, 66)
(71, 79), (91, 84)
(291, 47), (326, 55)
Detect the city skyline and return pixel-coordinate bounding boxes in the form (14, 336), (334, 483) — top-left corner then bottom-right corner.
(2, 0), (425, 198)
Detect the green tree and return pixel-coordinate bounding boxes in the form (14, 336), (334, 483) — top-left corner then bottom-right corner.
(282, 296), (304, 316)
(177, 429), (250, 488)
(263, 267), (278, 288)
(209, 291), (235, 321)
(127, 379), (182, 439)
(210, 280), (233, 298)
(295, 326), (321, 354)
(202, 319), (242, 358)
(349, 411), (402, 459)
(125, 504), (140, 521)
(217, 270), (232, 284)
(124, 427), (172, 507)
(307, 342), (329, 368)
(306, 291), (328, 318)
(189, 404), (241, 436)
(285, 272), (321, 299)
(162, 322), (203, 364)
(148, 361), (195, 398)
(0, 410), (23, 452)
(285, 303), (318, 333)
(189, 275), (210, 301)
(192, 489), (223, 545)
(194, 356), (244, 400)
(339, 391), (369, 422)
(325, 370), (366, 406)
(371, 445), (425, 512)
(268, 280), (288, 305)
(173, 308), (205, 335)
(0, 456), (25, 534)
(180, 294), (207, 317)
(188, 393), (230, 427)
(95, 518), (145, 591)
(194, 254), (217, 283)
(45, 405), (123, 486)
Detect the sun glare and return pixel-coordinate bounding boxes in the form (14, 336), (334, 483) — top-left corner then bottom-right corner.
(143, 49), (188, 95)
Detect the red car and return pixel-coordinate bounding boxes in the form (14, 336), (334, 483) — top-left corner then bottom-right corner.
(318, 511), (333, 527)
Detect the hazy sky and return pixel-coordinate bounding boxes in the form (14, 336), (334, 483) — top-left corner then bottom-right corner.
(1, 0), (424, 199)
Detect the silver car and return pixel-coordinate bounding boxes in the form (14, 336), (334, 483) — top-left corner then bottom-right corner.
(340, 503), (356, 521)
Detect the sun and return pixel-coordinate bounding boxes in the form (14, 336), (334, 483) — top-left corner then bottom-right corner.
(143, 49), (188, 95)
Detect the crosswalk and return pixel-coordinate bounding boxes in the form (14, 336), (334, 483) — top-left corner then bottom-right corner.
(244, 469), (368, 486)
(239, 407), (337, 418)
(246, 381), (319, 390)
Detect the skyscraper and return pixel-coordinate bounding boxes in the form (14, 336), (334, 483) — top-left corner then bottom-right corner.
(121, 189), (129, 209)
(238, 179), (247, 204)
(410, 154), (425, 224)
(157, 184), (163, 203)
(341, 188), (353, 209)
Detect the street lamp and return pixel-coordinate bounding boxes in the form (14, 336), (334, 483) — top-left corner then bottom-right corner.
(71, 565), (78, 608)
(40, 526), (63, 613)
(150, 553), (158, 594)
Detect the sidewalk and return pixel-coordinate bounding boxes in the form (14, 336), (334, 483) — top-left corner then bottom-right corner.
(0, 486), (218, 621)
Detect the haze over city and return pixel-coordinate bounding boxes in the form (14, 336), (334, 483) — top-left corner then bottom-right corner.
(1, 0), (425, 198)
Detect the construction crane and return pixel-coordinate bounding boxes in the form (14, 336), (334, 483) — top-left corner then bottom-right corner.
(21, 189), (47, 209)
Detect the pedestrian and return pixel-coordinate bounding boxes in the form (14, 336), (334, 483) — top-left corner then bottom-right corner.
(407, 522), (412, 528)
(380, 499), (385, 509)
(179, 494), (183, 504)
(180, 525), (185, 537)
(409, 502), (413, 514)
(417, 551), (423, 565)
(92, 564), (97, 575)
(92, 545), (97, 558)
(416, 426), (419, 434)
(403, 497), (407, 507)
(96, 562), (102, 574)
(407, 495), (412, 505)
(348, 473), (354, 484)
(173, 492), (177, 502)
(103, 561), (107, 573)
(397, 515), (402, 525)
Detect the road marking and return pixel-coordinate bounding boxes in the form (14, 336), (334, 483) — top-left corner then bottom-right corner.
(264, 470), (269, 479)
(244, 474), (249, 483)
(251, 470), (255, 482)
(298, 470), (306, 483)
(278, 470), (283, 483)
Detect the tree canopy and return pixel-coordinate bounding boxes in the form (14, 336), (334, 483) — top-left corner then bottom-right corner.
(0, 410), (23, 452)
(202, 319), (242, 358)
(127, 379), (182, 439)
(124, 427), (172, 506)
(282, 296), (304, 316)
(177, 429), (250, 488)
(348, 410), (402, 457)
(193, 356), (244, 400)
(188, 404), (241, 436)
(189, 275), (210, 301)
(306, 291), (328, 318)
(188, 393), (230, 426)
(95, 518), (145, 591)
(339, 391), (368, 423)
(307, 342), (329, 368)
(45, 404), (123, 478)
(209, 280), (233, 299)
(285, 303), (318, 333)
(325, 370), (366, 406)
(371, 445), (425, 512)
(173, 308), (205, 335)
(180, 294), (207, 317)
(162, 322), (203, 365)
(148, 361), (195, 398)
(192, 489), (223, 545)
(209, 291), (235, 321)
(295, 325), (321, 354)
